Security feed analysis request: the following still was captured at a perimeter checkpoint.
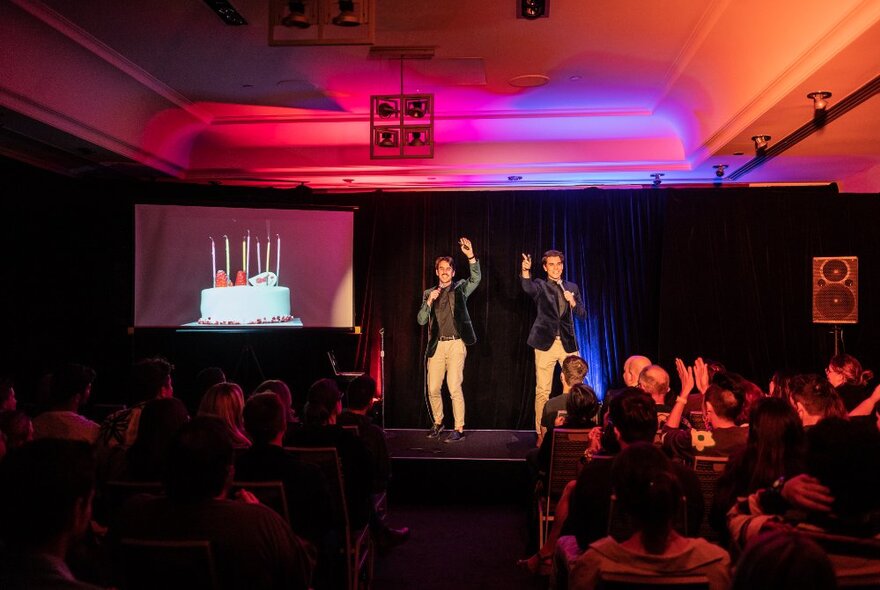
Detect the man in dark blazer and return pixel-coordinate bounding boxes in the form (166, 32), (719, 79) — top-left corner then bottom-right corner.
(521, 249), (586, 436)
(417, 238), (481, 442)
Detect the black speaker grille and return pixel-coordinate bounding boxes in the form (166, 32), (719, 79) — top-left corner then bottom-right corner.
(812, 257), (858, 324)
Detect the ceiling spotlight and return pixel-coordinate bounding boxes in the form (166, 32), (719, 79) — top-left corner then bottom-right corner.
(751, 134), (771, 155)
(332, 0), (360, 26)
(407, 131), (427, 147)
(521, 0), (547, 19)
(376, 100), (399, 118)
(376, 130), (398, 148)
(713, 164), (728, 178)
(281, 1), (310, 28)
(651, 173), (665, 187)
(405, 98), (427, 118)
(807, 91), (832, 112)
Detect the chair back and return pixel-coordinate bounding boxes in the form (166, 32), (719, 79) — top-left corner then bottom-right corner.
(800, 530), (880, 588)
(598, 572), (709, 589)
(341, 424), (360, 436)
(284, 446), (373, 590)
(547, 428), (595, 499)
(119, 538), (218, 590)
(229, 480), (289, 524)
(691, 454), (728, 541)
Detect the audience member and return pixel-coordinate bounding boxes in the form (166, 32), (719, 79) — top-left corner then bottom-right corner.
(539, 355), (590, 446)
(124, 397), (190, 481)
(32, 363), (100, 444)
(98, 357), (174, 451)
(286, 378), (409, 550)
(191, 365), (226, 415)
(0, 378), (16, 412)
(253, 378), (299, 429)
(566, 443), (730, 590)
(112, 416), (314, 590)
(236, 392), (330, 545)
(198, 382), (251, 449)
(338, 374), (391, 494)
(598, 355), (651, 425)
(712, 397), (806, 542)
(0, 410), (34, 450)
(0, 439), (106, 589)
(731, 529), (837, 590)
(661, 359), (748, 462)
(790, 374), (847, 428)
(826, 353), (875, 411)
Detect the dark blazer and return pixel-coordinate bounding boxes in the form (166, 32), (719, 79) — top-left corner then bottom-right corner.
(521, 276), (586, 352)
(417, 261), (481, 357)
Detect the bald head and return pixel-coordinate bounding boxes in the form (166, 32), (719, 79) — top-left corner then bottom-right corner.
(638, 365), (670, 405)
(623, 355), (652, 387)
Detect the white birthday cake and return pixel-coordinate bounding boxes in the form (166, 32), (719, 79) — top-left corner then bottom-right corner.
(198, 286), (292, 325)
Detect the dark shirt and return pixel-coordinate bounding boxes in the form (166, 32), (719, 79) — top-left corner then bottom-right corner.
(114, 495), (314, 590)
(284, 424), (373, 528)
(562, 452), (704, 549)
(660, 424), (749, 463)
(336, 411), (391, 493)
(234, 444), (332, 544)
(435, 287), (458, 338)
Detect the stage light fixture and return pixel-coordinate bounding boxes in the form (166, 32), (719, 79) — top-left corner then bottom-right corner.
(406, 130), (427, 147)
(713, 164), (728, 178)
(807, 91), (832, 112)
(752, 134), (771, 155)
(651, 173), (664, 187)
(521, 0), (547, 19)
(281, 1), (310, 28)
(376, 99), (399, 118)
(405, 98), (427, 118)
(376, 130), (398, 148)
(332, 0), (360, 26)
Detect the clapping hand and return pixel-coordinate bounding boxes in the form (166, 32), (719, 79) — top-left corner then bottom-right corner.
(675, 357), (695, 397)
(694, 357), (710, 394)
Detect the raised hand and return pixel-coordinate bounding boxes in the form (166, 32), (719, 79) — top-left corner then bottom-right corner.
(676, 357), (695, 396)
(694, 357), (710, 394)
(521, 253), (532, 272)
(459, 237), (474, 259)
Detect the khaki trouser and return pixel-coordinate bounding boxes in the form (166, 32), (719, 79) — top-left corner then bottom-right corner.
(427, 338), (467, 431)
(534, 337), (579, 434)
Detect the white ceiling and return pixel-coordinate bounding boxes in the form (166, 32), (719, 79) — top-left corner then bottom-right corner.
(1, 0), (879, 191)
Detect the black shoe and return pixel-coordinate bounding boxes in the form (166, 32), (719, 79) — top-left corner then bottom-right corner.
(427, 424), (444, 438)
(444, 430), (465, 443)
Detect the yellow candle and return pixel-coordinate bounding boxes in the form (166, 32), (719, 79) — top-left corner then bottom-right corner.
(242, 238), (245, 272)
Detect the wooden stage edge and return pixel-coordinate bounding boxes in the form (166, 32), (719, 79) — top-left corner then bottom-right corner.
(385, 428), (537, 462)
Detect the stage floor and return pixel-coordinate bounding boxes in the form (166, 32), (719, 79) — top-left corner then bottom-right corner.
(386, 428), (536, 461)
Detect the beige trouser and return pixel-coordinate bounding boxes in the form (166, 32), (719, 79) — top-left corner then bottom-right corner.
(534, 337), (579, 434)
(427, 338), (467, 431)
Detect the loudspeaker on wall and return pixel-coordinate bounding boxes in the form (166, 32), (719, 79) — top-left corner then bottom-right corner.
(812, 256), (858, 324)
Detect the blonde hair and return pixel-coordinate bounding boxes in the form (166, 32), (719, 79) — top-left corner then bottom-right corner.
(198, 382), (250, 448)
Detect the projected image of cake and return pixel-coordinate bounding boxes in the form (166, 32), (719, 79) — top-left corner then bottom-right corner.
(197, 232), (295, 325)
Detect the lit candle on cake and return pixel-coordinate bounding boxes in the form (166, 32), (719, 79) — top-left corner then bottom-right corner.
(256, 236), (261, 274)
(276, 234), (280, 280)
(241, 237), (245, 274)
(210, 236), (215, 285)
(224, 235), (230, 278)
(246, 230), (251, 279)
(265, 233), (271, 277)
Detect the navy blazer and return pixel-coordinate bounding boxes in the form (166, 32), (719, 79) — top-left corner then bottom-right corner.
(521, 276), (586, 352)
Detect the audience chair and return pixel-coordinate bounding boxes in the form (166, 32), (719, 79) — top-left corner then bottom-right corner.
(339, 423), (387, 518)
(119, 538), (218, 590)
(229, 480), (290, 524)
(690, 455), (728, 542)
(800, 530), (880, 588)
(687, 411), (706, 431)
(598, 572), (709, 589)
(284, 446), (373, 590)
(538, 428), (595, 547)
